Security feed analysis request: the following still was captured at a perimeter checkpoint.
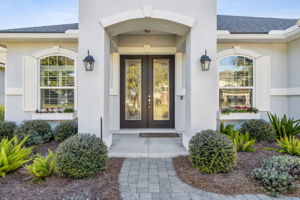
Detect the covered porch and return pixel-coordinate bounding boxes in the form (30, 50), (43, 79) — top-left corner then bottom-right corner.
(78, 6), (218, 150)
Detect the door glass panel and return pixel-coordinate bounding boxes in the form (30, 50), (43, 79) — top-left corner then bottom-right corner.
(153, 59), (170, 120)
(125, 59), (142, 120)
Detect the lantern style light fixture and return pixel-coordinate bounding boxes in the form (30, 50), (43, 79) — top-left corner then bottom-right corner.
(200, 50), (211, 71)
(83, 50), (95, 71)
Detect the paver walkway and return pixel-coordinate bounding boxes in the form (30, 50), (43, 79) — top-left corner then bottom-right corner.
(118, 158), (300, 200)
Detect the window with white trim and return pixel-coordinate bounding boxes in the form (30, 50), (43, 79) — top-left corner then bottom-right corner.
(39, 56), (75, 110)
(219, 56), (254, 109)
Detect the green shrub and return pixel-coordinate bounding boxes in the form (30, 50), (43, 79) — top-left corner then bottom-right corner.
(252, 155), (300, 196)
(265, 136), (300, 156)
(25, 150), (55, 181)
(14, 120), (52, 146)
(0, 121), (17, 140)
(240, 119), (276, 142)
(268, 113), (300, 138)
(0, 105), (4, 121)
(55, 134), (108, 178)
(63, 108), (74, 113)
(0, 137), (33, 177)
(228, 130), (256, 152)
(54, 121), (78, 142)
(219, 122), (256, 152)
(189, 130), (237, 173)
(219, 122), (235, 135)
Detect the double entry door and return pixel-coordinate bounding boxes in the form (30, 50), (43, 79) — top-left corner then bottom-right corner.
(120, 55), (175, 128)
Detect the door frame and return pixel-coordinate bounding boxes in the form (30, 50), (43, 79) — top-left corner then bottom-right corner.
(120, 55), (148, 128)
(120, 55), (175, 129)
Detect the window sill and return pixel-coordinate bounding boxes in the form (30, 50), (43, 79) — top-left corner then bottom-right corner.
(32, 113), (77, 121)
(218, 112), (261, 120)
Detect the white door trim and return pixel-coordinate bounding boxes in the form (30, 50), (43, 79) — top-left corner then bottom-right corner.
(118, 45), (177, 55)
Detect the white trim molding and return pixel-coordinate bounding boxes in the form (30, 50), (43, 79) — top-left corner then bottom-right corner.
(110, 53), (120, 96)
(0, 46), (7, 52)
(175, 52), (186, 96)
(6, 88), (23, 96)
(100, 6), (196, 28)
(118, 45), (177, 55)
(217, 46), (261, 59)
(32, 113), (77, 121)
(65, 29), (79, 35)
(217, 25), (300, 42)
(218, 112), (261, 121)
(32, 46), (78, 59)
(271, 87), (300, 96)
(0, 33), (78, 41)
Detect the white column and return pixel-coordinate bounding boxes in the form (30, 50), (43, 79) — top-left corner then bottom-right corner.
(183, 24), (218, 149)
(78, 22), (112, 147)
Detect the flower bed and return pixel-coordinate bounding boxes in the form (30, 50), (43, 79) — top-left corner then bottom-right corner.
(173, 142), (300, 197)
(0, 140), (124, 200)
(221, 106), (259, 115)
(35, 108), (75, 114)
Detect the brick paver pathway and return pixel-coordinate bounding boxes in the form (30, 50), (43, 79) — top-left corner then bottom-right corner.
(118, 158), (300, 200)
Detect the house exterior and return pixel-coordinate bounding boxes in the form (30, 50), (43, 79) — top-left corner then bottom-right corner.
(0, 50), (5, 105)
(0, 0), (299, 148)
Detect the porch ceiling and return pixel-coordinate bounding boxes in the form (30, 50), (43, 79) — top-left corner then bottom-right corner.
(105, 18), (190, 37)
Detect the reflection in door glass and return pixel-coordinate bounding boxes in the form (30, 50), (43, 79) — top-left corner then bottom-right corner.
(153, 59), (170, 120)
(125, 60), (142, 120)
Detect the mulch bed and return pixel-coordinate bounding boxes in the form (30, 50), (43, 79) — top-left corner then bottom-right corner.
(0, 141), (124, 200)
(173, 142), (300, 197)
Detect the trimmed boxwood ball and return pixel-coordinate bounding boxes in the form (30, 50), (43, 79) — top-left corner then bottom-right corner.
(55, 134), (108, 178)
(54, 121), (78, 142)
(14, 120), (52, 146)
(0, 121), (17, 140)
(240, 119), (276, 142)
(189, 130), (237, 173)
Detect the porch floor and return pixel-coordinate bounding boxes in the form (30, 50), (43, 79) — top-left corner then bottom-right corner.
(108, 134), (188, 158)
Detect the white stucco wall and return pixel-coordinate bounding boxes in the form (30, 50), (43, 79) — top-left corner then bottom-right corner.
(287, 38), (300, 119)
(3, 42), (77, 122)
(0, 51), (5, 105)
(218, 43), (289, 118)
(0, 68), (4, 105)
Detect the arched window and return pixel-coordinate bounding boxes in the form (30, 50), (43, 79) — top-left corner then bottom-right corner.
(219, 56), (254, 109)
(39, 56), (75, 110)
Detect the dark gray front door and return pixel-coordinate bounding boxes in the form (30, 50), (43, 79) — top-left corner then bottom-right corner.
(120, 55), (175, 128)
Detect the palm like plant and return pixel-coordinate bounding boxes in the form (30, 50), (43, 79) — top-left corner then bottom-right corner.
(227, 130), (256, 152)
(220, 122), (256, 152)
(26, 150), (56, 181)
(268, 113), (300, 138)
(265, 135), (300, 156)
(0, 137), (33, 177)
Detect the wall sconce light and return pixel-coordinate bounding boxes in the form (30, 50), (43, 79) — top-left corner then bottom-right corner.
(83, 50), (95, 71)
(200, 50), (211, 71)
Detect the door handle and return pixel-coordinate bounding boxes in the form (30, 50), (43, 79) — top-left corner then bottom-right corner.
(148, 95), (151, 109)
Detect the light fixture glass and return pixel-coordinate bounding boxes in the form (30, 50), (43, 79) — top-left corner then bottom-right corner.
(200, 50), (211, 71)
(83, 50), (95, 71)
